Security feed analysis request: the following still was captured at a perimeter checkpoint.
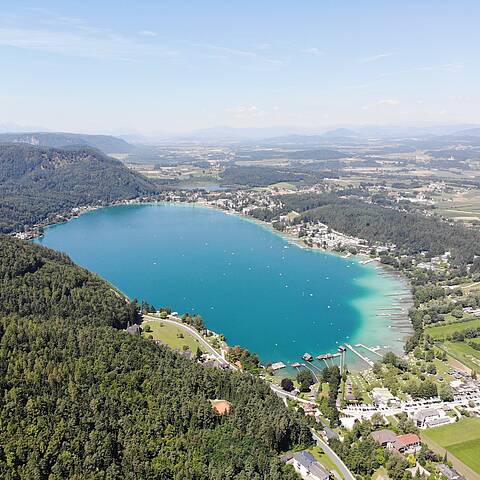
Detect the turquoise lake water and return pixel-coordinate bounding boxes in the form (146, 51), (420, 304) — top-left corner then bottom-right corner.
(35, 203), (411, 368)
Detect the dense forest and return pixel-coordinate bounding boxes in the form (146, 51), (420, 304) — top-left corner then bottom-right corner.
(0, 236), (310, 479)
(0, 132), (134, 154)
(220, 166), (333, 187)
(0, 143), (157, 233)
(255, 193), (480, 265)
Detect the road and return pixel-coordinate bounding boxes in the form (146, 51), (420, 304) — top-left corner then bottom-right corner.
(143, 314), (233, 369)
(269, 384), (314, 404)
(311, 430), (356, 480)
(144, 314), (356, 479)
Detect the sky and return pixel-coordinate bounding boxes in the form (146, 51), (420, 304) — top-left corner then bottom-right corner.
(0, 1), (479, 135)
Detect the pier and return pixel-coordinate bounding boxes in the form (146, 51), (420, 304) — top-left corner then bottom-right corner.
(355, 343), (383, 357)
(344, 343), (374, 367)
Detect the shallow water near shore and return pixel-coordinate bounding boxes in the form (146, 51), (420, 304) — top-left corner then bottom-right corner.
(35, 203), (412, 369)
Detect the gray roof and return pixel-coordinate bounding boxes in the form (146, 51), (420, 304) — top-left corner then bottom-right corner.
(370, 429), (397, 445)
(437, 464), (462, 480)
(413, 408), (440, 422)
(309, 462), (330, 480)
(427, 416), (450, 426)
(126, 324), (141, 335)
(293, 451), (316, 469)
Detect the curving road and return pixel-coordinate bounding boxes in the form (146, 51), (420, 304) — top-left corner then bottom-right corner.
(143, 314), (355, 479)
(143, 314), (233, 368)
(311, 430), (356, 480)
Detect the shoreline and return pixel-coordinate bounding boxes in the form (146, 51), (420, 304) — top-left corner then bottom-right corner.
(31, 198), (414, 369)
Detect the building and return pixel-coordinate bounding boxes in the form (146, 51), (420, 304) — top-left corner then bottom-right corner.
(393, 433), (421, 454)
(211, 400), (232, 416)
(413, 408), (452, 428)
(413, 408), (441, 427)
(436, 464), (466, 480)
(271, 361), (286, 371)
(126, 324), (142, 335)
(370, 429), (397, 448)
(288, 451), (331, 480)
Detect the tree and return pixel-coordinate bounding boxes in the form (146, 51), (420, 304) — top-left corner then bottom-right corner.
(280, 378), (294, 392)
(438, 383), (454, 402)
(371, 412), (384, 427)
(296, 370), (315, 392)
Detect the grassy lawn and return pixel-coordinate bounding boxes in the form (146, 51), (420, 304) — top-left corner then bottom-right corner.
(441, 341), (480, 373)
(142, 319), (201, 352)
(425, 318), (480, 339)
(422, 418), (480, 474)
(308, 446), (343, 479)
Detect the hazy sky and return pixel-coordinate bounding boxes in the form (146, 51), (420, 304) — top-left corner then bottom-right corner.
(1, 1), (479, 134)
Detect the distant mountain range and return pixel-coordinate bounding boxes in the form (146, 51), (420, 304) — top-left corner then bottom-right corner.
(0, 143), (157, 233)
(0, 132), (135, 154)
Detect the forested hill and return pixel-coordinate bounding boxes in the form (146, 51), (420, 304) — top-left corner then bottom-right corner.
(0, 235), (310, 479)
(0, 143), (157, 233)
(257, 193), (480, 265)
(0, 132), (134, 154)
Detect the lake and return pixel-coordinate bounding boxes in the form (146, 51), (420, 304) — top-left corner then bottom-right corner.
(35, 203), (412, 369)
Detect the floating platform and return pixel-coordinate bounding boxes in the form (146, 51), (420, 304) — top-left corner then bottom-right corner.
(302, 353), (314, 362)
(271, 362), (286, 371)
(317, 353), (341, 360)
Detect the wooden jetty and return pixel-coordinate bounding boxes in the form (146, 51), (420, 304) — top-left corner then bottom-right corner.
(355, 343), (382, 357)
(344, 343), (374, 367)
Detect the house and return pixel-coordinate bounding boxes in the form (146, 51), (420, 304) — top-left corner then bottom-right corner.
(288, 451), (331, 480)
(126, 324), (142, 335)
(413, 408), (440, 427)
(436, 464), (465, 480)
(413, 409), (452, 428)
(393, 433), (421, 454)
(302, 403), (317, 416)
(370, 429), (397, 448)
(211, 400), (232, 416)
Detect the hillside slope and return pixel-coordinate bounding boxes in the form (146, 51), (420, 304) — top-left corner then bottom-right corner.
(0, 131), (134, 153)
(0, 143), (157, 233)
(0, 235), (310, 479)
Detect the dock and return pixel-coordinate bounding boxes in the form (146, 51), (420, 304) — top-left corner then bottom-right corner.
(344, 343), (374, 367)
(271, 362), (286, 371)
(355, 343), (383, 357)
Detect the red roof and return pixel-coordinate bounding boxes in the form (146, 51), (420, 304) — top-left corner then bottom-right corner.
(395, 433), (420, 448)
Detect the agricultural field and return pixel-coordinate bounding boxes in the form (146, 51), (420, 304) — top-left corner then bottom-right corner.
(142, 319), (201, 352)
(435, 189), (480, 222)
(425, 318), (480, 339)
(422, 418), (480, 474)
(440, 341), (480, 374)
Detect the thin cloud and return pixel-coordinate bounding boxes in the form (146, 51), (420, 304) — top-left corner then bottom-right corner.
(362, 99), (400, 110)
(225, 105), (266, 117)
(356, 52), (392, 64)
(303, 47), (324, 56)
(0, 26), (177, 60)
(193, 42), (285, 67)
(138, 30), (158, 37)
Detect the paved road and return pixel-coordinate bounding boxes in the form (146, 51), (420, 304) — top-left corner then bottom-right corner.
(311, 430), (356, 480)
(143, 314), (233, 368)
(269, 384), (314, 404)
(144, 315), (355, 479)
